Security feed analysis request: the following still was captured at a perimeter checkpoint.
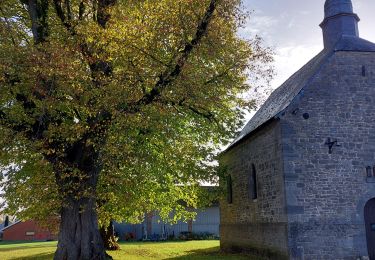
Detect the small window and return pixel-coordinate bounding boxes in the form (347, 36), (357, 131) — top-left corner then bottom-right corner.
(366, 166), (375, 183)
(251, 164), (258, 200)
(25, 231), (35, 236)
(227, 175), (233, 204)
(367, 166), (372, 177)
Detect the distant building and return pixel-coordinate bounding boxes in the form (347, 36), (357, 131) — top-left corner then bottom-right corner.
(2, 220), (57, 241)
(114, 204), (219, 240)
(0, 217), (14, 240)
(220, 0), (375, 259)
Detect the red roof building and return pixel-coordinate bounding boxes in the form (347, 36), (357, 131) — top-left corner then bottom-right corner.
(2, 220), (57, 241)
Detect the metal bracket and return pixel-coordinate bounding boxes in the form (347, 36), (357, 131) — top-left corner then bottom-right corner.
(325, 138), (341, 154)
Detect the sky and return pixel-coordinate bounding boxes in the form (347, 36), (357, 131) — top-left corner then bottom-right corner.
(240, 0), (375, 93)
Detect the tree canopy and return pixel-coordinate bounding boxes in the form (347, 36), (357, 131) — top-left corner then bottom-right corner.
(0, 0), (272, 258)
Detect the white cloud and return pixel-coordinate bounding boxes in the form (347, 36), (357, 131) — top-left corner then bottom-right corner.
(271, 44), (322, 89)
(287, 17), (296, 29)
(239, 15), (278, 40)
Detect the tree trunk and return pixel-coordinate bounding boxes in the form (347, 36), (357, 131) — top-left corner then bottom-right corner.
(54, 197), (109, 260)
(100, 221), (120, 251)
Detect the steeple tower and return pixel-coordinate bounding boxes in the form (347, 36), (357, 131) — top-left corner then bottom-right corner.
(320, 0), (360, 49)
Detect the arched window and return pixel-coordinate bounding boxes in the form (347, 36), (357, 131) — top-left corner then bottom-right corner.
(227, 175), (233, 204)
(251, 164), (258, 200)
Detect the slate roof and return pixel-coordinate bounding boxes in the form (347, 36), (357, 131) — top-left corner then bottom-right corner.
(228, 36), (375, 149)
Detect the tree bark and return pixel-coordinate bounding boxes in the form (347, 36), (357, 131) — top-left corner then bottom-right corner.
(25, 0), (49, 44)
(100, 221), (120, 251)
(54, 197), (109, 260)
(53, 141), (110, 260)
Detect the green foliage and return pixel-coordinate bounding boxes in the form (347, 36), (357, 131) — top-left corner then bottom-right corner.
(0, 0), (272, 226)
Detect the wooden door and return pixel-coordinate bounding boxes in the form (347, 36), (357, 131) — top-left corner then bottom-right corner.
(365, 198), (375, 260)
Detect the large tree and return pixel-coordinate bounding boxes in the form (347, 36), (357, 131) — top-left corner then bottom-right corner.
(0, 0), (272, 259)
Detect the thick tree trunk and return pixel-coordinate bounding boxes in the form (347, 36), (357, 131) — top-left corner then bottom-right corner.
(54, 197), (109, 260)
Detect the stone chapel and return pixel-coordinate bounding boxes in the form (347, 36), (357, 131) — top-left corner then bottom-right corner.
(220, 0), (375, 259)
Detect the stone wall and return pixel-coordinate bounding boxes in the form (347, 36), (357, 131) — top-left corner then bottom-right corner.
(220, 120), (288, 258)
(280, 51), (375, 259)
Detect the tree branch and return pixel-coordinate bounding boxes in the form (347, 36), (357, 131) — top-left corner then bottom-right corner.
(53, 0), (74, 33)
(204, 64), (238, 86)
(97, 0), (116, 28)
(23, 0), (49, 44)
(78, 1), (85, 20)
(64, 0), (72, 21)
(127, 0), (218, 113)
(158, 99), (217, 124)
(128, 44), (169, 67)
(187, 105), (215, 122)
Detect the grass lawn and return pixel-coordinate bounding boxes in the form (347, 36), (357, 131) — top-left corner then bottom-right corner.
(0, 240), (259, 259)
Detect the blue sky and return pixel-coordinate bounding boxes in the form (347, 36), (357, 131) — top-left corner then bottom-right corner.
(241, 0), (375, 89)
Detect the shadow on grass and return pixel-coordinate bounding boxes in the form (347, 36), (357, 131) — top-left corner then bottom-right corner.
(0, 245), (55, 252)
(166, 246), (260, 260)
(118, 240), (194, 245)
(0, 241), (56, 245)
(9, 252), (54, 260)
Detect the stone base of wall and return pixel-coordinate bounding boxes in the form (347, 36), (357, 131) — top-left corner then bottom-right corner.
(221, 242), (289, 260)
(220, 222), (289, 260)
(288, 221), (368, 260)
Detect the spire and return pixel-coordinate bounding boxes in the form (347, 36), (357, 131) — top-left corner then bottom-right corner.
(320, 0), (360, 49)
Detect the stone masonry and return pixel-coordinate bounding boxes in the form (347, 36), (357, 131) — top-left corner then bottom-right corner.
(220, 120), (289, 258)
(283, 51), (375, 259)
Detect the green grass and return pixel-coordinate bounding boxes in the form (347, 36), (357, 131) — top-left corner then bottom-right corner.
(0, 240), (259, 259)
